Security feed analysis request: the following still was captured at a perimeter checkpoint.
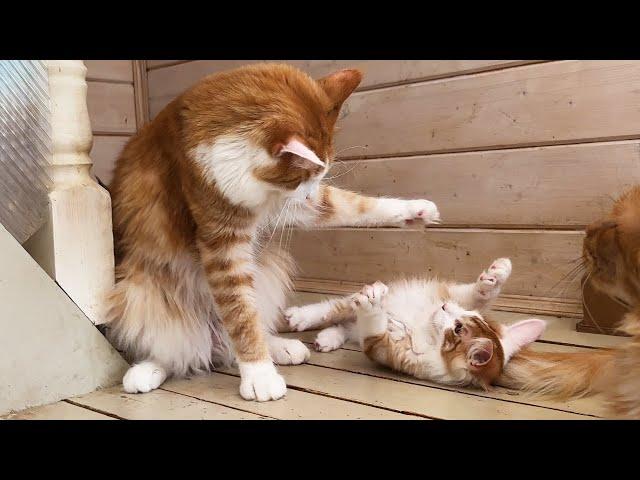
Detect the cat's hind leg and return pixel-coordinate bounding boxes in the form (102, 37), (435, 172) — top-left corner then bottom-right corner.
(122, 361), (168, 393)
(106, 257), (220, 394)
(314, 322), (357, 352)
(448, 257), (512, 311)
(315, 282), (389, 352)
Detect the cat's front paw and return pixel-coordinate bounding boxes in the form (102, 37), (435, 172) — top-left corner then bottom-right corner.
(477, 258), (512, 299)
(351, 281), (388, 312)
(238, 361), (287, 402)
(404, 199), (440, 226)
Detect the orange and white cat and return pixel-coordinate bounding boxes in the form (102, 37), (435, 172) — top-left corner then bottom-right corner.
(105, 63), (440, 402)
(286, 258), (547, 388)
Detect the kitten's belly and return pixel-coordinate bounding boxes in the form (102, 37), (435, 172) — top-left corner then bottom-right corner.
(384, 279), (442, 333)
(363, 279), (470, 385)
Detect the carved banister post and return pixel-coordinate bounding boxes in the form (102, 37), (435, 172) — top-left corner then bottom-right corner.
(28, 61), (115, 325)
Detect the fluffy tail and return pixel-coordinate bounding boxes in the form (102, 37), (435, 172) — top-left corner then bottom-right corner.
(498, 347), (616, 399)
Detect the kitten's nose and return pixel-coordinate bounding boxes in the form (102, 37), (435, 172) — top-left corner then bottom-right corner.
(442, 303), (448, 311)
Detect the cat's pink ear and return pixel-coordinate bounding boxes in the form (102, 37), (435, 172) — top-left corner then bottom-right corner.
(317, 69), (363, 108)
(467, 338), (494, 369)
(500, 319), (547, 363)
(277, 138), (325, 167)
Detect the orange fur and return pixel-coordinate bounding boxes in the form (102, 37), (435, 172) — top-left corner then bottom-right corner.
(106, 63), (363, 374)
(500, 185), (640, 418)
(104, 63), (440, 400)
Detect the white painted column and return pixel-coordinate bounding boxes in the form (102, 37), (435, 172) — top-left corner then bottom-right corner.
(28, 61), (115, 325)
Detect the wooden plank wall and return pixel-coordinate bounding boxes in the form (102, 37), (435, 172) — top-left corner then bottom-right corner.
(84, 61), (139, 186)
(146, 60), (640, 317)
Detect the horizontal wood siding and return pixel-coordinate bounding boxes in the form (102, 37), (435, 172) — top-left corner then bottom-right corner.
(142, 60), (640, 317)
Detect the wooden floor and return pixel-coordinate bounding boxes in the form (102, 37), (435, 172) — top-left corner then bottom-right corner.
(3, 292), (630, 420)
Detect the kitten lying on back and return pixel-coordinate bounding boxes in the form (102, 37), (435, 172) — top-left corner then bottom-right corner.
(285, 258), (546, 389)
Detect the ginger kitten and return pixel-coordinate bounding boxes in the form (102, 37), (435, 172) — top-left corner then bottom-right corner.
(286, 258), (546, 389)
(105, 63), (440, 402)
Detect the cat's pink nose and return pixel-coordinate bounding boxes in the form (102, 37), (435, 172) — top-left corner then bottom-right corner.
(442, 303), (448, 312)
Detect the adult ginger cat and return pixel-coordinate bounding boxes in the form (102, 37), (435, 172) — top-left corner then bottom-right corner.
(105, 63), (440, 402)
(286, 258), (546, 389)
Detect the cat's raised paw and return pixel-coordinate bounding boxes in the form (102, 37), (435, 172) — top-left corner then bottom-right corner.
(477, 258), (512, 299)
(483, 258), (512, 284)
(238, 361), (287, 402)
(122, 361), (167, 394)
(352, 281), (388, 311)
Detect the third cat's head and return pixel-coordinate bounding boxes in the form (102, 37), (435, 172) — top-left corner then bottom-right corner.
(436, 302), (546, 388)
(182, 63), (362, 207)
(583, 185), (640, 309)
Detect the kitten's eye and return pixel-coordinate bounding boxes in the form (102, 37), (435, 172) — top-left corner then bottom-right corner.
(454, 320), (463, 335)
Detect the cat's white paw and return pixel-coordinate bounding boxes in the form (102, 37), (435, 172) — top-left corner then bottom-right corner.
(269, 336), (310, 365)
(314, 327), (346, 352)
(482, 258), (512, 284)
(238, 361), (287, 402)
(352, 281), (388, 311)
(477, 258), (512, 298)
(402, 199), (440, 226)
(122, 361), (167, 394)
(284, 304), (328, 332)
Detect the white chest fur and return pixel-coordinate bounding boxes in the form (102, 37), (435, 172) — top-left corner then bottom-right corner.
(191, 135), (276, 209)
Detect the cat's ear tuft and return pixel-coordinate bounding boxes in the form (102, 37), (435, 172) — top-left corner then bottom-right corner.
(467, 338), (494, 368)
(317, 69), (363, 110)
(500, 319), (547, 363)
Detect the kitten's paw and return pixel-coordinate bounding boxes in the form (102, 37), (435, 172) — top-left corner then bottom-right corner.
(482, 258), (512, 284)
(477, 258), (512, 298)
(122, 361), (167, 394)
(238, 361), (287, 402)
(284, 305), (326, 332)
(269, 337), (310, 365)
(314, 327), (345, 352)
(351, 281), (388, 311)
(403, 199), (441, 226)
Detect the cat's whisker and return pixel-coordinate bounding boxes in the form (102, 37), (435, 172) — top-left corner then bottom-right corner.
(323, 161), (363, 182)
(286, 203), (300, 251)
(581, 271), (606, 334)
(266, 199), (290, 246)
(543, 262), (587, 298)
(334, 145), (369, 157)
(566, 255), (586, 265)
(279, 199), (293, 251)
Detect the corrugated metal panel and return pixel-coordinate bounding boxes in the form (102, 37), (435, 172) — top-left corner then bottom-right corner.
(0, 60), (51, 243)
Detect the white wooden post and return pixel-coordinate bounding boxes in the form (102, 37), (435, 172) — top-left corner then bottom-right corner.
(27, 61), (115, 325)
